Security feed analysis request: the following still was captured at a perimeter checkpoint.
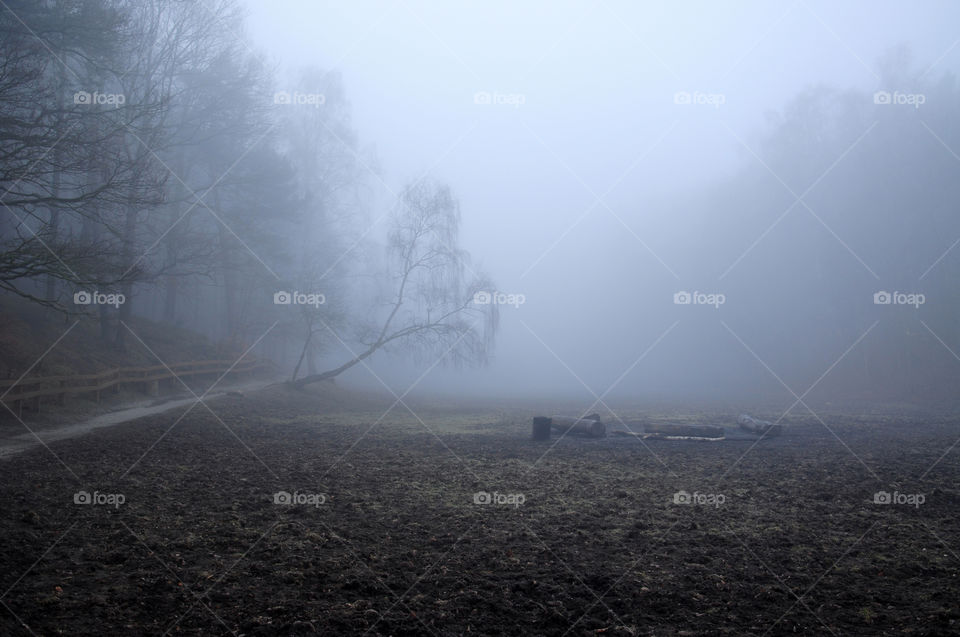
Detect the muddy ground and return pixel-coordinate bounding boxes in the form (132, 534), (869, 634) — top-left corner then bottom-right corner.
(0, 385), (958, 636)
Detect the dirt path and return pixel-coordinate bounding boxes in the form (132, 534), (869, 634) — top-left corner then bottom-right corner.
(0, 377), (280, 459)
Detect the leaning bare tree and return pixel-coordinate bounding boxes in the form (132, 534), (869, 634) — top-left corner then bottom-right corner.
(291, 179), (498, 387)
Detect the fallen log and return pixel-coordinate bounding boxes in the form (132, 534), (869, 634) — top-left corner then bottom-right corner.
(738, 414), (782, 438)
(643, 422), (724, 439)
(549, 415), (605, 438)
(610, 429), (654, 439)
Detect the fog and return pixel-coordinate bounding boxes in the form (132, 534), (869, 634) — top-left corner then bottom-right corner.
(246, 1), (960, 405)
(4, 4), (960, 632)
(3, 0), (960, 407)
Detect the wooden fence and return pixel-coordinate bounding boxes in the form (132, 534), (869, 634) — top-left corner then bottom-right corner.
(0, 358), (272, 416)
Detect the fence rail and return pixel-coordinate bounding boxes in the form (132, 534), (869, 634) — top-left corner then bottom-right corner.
(0, 358), (272, 415)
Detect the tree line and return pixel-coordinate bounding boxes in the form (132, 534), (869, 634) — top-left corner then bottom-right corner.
(0, 0), (497, 383)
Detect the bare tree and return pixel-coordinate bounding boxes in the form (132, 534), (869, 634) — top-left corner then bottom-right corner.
(292, 179), (498, 387)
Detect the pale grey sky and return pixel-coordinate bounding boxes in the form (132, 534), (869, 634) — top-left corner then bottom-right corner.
(244, 1), (960, 399)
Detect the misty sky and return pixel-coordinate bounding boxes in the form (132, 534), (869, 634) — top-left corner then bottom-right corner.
(244, 1), (960, 400)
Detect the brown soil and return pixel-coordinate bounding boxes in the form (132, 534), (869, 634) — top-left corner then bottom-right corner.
(0, 385), (957, 635)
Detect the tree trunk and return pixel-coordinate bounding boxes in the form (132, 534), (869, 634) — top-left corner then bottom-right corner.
(44, 181), (61, 301)
(217, 191), (239, 342)
(45, 67), (66, 302)
(99, 303), (111, 341)
(163, 273), (178, 323)
(291, 329), (313, 382)
(290, 342), (380, 388)
(531, 416), (551, 440)
(114, 205), (138, 349)
(162, 151), (188, 323)
(306, 339), (317, 375)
